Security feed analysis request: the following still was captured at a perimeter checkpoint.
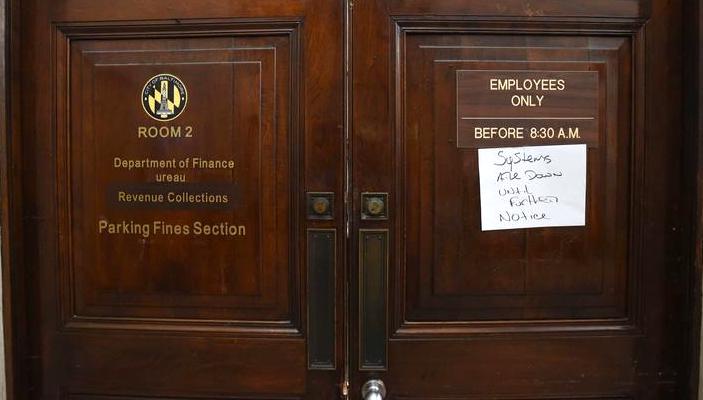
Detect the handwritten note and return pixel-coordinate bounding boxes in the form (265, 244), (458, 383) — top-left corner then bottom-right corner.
(478, 144), (587, 231)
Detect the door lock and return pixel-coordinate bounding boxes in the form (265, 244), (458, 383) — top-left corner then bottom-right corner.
(366, 198), (384, 216)
(307, 192), (335, 220)
(361, 193), (389, 220)
(312, 197), (331, 215)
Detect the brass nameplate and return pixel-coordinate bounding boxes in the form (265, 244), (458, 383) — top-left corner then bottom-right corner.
(456, 70), (599, 149)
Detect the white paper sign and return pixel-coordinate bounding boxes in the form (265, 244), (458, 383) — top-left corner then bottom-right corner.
(478, 144), (587, 231)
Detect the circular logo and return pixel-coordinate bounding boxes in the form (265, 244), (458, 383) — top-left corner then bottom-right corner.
(141, 74), (188, 121)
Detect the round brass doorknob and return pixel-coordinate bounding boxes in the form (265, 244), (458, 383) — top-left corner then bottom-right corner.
(365, 197), (385, 216)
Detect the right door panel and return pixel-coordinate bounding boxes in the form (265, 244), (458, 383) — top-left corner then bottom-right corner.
(352, 0), (689, 398)
(400, 33), (631, 324)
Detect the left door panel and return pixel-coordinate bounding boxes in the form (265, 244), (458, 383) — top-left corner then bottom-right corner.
(13, 1), (343, 398)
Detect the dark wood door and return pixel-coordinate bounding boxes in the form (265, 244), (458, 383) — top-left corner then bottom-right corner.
(351, 0), (694, 399)
(10, 0), (343, 399)
(6, 0), (698, 399)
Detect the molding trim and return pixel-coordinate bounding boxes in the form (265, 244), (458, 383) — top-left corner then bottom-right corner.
(687, 0), (703, 397)
(0, 0), (18, 398)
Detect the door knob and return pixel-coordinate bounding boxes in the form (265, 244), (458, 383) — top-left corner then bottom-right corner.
(361, 379), (386, 400)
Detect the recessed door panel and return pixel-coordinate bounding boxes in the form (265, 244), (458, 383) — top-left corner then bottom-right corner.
(63, 30), (296, 327)
(400, 33), (632, 326)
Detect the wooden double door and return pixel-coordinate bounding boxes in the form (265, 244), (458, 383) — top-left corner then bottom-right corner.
(5, 0), (697, 399)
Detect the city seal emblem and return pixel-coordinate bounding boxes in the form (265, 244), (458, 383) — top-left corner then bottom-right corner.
(141, 74), (188, 121)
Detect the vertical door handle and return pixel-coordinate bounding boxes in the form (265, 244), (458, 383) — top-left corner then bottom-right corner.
(361, 380), (386, 400)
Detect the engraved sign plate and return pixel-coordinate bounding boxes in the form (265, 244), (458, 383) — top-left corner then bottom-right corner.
(457, 70), (599, 148)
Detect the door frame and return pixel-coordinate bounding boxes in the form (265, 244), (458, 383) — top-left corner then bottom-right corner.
(1, 0), (702, 399)
(1, 0), (19, 397)
(686, 0), (703, 397)
(3, 0), (36, 397)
